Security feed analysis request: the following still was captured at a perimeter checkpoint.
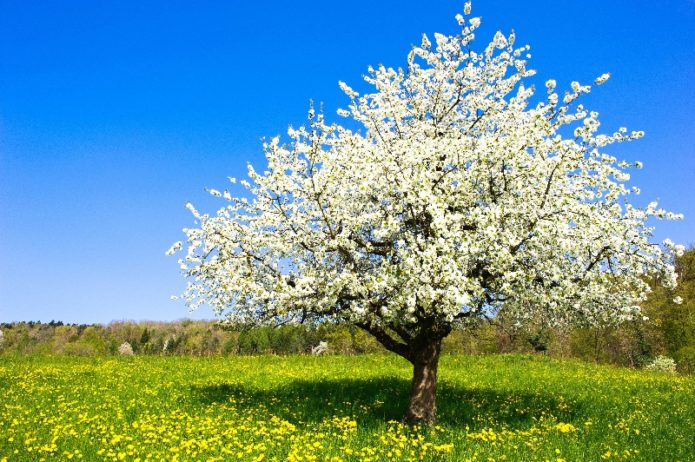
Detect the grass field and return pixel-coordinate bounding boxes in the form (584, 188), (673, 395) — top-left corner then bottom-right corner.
(0, 354), (693, 461)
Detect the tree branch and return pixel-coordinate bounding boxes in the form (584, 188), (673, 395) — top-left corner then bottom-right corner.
(355, 321), (411, 360)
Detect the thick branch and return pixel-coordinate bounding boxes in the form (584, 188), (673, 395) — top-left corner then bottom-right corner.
(355, 321), (411, 360)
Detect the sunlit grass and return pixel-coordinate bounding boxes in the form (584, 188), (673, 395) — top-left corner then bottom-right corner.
(0, 354), (693, 461)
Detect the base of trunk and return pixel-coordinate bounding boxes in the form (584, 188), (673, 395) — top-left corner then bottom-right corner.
(405, 400), (437, 424)
(404, 339), (442, 424)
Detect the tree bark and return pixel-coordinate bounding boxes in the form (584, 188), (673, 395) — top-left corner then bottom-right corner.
(405, 337), (442, 424)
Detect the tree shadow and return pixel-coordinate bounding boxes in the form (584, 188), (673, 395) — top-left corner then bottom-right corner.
(189, 376), (583, 429)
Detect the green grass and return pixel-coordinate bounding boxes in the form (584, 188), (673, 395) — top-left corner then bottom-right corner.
(0, 354), (693, 461)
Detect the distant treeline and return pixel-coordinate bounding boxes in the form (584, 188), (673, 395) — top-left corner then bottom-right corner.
(0, 320), (385, 357)
(1, 249), (693, 372)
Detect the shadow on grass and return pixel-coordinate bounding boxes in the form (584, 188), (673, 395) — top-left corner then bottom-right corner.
(189, 376), (582, 429)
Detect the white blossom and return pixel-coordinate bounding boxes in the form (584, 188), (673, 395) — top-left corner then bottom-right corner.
(311, 341), (328, 355)
(163, 336), (173, 352)
(644, 355), (677, 373)
(118, 342), (134, 356)
(184, 202), (200, 219)
(594, 72), (611, 85)
(338, 81), (358, 99)
(165, 241), (183, 256)
(421, 33), (431, 49)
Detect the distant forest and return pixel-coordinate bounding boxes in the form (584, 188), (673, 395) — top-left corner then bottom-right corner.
(2, 249), (693, 373)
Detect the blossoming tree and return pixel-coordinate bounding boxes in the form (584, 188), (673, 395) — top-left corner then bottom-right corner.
(170, 3), (683, 422)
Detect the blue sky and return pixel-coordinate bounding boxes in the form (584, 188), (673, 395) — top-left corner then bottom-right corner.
(1, 1), (693, 324)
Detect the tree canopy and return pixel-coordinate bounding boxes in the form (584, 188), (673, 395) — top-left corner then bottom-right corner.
(170, 3), (683, 422)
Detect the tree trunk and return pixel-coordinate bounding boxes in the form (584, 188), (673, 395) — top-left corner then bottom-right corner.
(405, 338), (442, 424)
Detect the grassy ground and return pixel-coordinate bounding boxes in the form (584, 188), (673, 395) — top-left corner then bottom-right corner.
(0, 354), (693, 461)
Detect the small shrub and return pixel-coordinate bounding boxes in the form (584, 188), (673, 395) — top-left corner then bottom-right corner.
(162, 337), (171, 353)
(62, 342), (97, 357)
(118, 341), (134, 356)
(674, 346), (695, 374)
(325, 328), (353, 355)
(311, 341), (328, 355)
(644, 355), (677, 373)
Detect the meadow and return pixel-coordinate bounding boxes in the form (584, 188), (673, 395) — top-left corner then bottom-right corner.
(0, 354), (693, 462)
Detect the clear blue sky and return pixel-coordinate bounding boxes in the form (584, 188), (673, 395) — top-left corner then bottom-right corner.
(1, 1), (693, 324)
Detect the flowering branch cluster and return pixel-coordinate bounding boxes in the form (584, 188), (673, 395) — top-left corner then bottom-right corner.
(170, 3), (682, 356)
